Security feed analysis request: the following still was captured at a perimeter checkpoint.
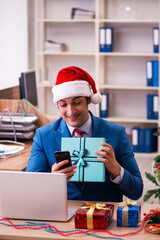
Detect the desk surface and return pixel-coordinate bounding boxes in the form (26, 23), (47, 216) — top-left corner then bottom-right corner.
(0, 201), (159, 240)
(0, 140), (32, 171)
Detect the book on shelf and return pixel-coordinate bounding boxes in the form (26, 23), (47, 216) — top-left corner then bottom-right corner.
(132, 127), (157, 153)
(153, 27), (159, 53)
(100, 93), (108, 118)
(44, 40), (67, 52)
(147, 94), (158, 120)
(146, 60), (159, 87)
(99, 27), (113, 52)
(71, 8), (95, 19)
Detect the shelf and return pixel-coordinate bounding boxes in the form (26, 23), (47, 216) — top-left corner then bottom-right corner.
(37, 51), (160, 57)
(99, 52), (160, 57)
(99, 19), (159, 28)
(37, 19), (159, 24)
(105, 116), (159, 124)
(38, 51), (95, 56)
(99, 19), (159, 24)
(37, 19), (95, 23)
(99, 85), (159, 91)
(134, 152), (158, 159)
(39, 82), (159, 91)
(45, 115), (159, 125)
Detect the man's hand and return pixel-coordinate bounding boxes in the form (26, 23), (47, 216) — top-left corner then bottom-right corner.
(51, 160), (77, 181)
(95, 142), (121, 179)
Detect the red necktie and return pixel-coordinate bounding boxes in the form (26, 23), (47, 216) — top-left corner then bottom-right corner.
(74, 128), (83, 138)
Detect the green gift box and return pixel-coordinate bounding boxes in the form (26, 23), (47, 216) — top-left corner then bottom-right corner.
(61, 137), (106, 182)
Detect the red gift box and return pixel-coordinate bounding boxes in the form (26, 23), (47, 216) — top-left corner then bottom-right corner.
(74, 202), (114, 230)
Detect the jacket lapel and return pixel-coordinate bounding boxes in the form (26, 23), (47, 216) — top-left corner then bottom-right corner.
(91, 113), (107, 137)
(57, 118), (71, 137)
(52, 118), (71, 151)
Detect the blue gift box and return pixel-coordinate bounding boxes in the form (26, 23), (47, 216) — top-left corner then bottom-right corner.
(61, 137), (106, 182)
(117, 202), (141, 227)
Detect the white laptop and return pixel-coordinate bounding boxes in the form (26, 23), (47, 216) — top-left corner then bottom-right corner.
(0, 171), (75, 221)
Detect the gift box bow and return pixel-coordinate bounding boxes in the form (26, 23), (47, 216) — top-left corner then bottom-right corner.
(118, 199), (138, 210)
(72, 148), (88, 167)
(81, 201), (111, 229)
(118, 200), (139, 226)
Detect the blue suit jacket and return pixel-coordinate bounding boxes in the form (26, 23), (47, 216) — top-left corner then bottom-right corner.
(26, 113), (143, 202)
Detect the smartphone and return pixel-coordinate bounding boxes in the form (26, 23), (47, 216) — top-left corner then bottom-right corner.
(54, 151), (72, 170)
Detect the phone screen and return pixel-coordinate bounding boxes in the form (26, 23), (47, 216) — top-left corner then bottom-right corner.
(54, 151), (72, 170)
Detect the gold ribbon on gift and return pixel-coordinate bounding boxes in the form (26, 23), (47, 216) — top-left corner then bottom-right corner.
(81, 201), (111, 229)
(118, 199), (138, 226)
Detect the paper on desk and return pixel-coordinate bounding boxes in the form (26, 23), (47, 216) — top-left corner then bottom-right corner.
(0, 144), (25, 158)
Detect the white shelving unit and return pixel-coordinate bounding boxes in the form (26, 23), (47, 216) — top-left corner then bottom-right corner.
(35, 0), (160, 203)
(35, 0), (160, 165)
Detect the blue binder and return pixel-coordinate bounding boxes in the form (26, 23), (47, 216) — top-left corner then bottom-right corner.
(144, 128), (158, 153)
(105, 27), (113, 52)
(153, 28), (159, 53)
(99, 27), (106, 52)
(153, 60), (159, 87)
(99, 27), (113, 52)
(138, 129), (145, 152)
(153, 95), (158, 119)
(147, 94), (154, 119)
(131, 128), (139, 152)
(100, 93), (108, 118)
(146, 60), (153, 86)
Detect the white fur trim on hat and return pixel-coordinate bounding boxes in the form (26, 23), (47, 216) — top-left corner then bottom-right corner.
(90, 92), (102, 104)
(52, 80), (92, 103)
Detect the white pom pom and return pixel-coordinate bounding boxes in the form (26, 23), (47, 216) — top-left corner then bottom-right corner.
(90, 93), (102, 104)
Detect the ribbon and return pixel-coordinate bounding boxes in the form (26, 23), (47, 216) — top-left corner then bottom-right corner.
(72, 149), (88, 167)
(118, 200), (138, 226)
(81, 201), (111, 229)
(72, 142), (88, 181)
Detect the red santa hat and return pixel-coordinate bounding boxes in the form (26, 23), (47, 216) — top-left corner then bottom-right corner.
(52, 66), (102, 104)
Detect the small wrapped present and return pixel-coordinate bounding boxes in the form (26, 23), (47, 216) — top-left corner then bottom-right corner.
(117, 200), (141, 227)
(74, 202), (114, 230)
(61, 137), (106, 182)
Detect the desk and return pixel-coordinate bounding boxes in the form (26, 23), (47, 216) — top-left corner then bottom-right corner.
(0, 201), (159, 240)
(0, 140), (32, 171)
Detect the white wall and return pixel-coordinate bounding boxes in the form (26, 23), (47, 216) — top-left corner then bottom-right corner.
(0, 0), (28, 90)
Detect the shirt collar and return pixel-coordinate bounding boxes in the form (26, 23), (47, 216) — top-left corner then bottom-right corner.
(67, 113), (92, 137)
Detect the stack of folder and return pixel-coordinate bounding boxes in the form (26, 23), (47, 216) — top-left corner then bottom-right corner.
(132, 128), (157, 153)
(146, 60), (159, 86)
(99, 27), (113, 52)
(44, 40), (67, 52)
(147, 94), (159, 120)
(71, 8), (95, 19)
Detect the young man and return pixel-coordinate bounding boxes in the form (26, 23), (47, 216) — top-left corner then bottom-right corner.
(26, 66), (143, 202)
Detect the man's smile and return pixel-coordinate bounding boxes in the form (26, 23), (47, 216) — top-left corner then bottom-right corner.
(67, 113), (80, 121)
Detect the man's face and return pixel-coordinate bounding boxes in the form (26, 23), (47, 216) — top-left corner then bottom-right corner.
(57, 97), (91, 128)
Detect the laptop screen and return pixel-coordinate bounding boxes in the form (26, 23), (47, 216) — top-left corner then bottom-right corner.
(0, 171), (69, 221)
